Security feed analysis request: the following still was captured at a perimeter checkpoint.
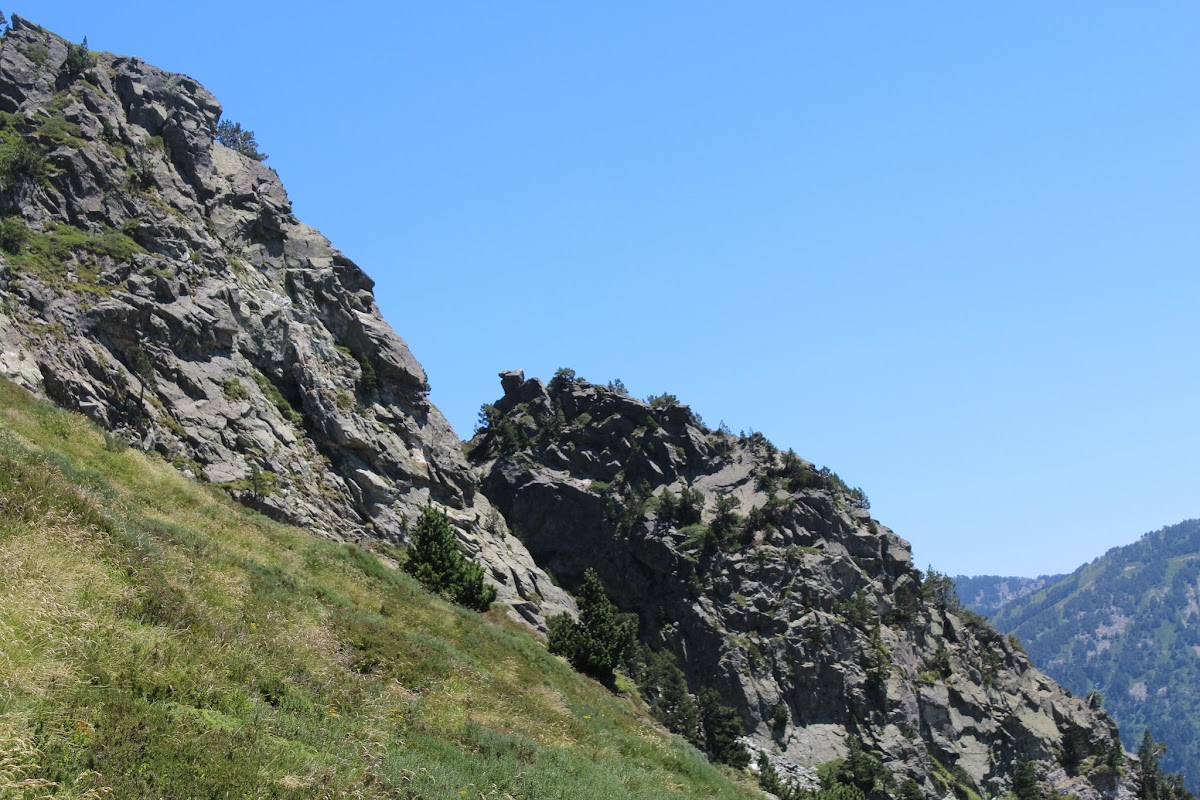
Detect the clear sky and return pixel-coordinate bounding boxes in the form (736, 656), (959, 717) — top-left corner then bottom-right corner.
(24, 2), (1200, 579)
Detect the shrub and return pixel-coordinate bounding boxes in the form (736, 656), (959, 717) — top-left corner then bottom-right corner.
(646, 393), (678, 408)
(24, 43), (48, 66)
(822, 735), (895, 797)
(548, 366), (577, 393)
(403, 505), (496, 611)
(900, 777), (926, 800)
(251, 371), (304, 426)
(1012, 760), (1039, 800)
(547, 568), (635, 682)
(772, 702), (790, 730)
(922, 569), (960, 612)
(62, 37), (96, 75)
(222, 378), (249, 401)
(710, 492), (741, 540)
(0, 215), (28, 252)
(0, 137), (47, 193)
(677, 486), (705, 526)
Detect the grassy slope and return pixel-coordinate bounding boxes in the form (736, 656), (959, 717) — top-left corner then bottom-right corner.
(0, 379), (762, 799)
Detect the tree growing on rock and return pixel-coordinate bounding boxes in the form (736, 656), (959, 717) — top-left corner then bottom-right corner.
(62, 36), (95, 75)
(216, 119), (267, 161)
(403, 504), (495, 612)
(1012, 760), (1040, 800)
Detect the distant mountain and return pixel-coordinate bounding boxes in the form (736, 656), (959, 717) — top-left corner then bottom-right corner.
(975, 519), (1200, 792)
(953, 574), (1066, 616)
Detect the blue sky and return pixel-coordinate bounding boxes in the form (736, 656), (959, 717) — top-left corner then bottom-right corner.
(26, 3), (1200, 578)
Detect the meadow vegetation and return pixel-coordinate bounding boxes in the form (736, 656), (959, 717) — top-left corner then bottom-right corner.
(0, 379), (762, 799)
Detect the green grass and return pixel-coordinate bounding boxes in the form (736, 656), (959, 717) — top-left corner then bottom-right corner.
(0, 379), (762, 799)
(5, 222), (146, 295)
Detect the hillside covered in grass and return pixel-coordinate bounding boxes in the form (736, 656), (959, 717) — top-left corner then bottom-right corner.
(0, 378), (762, 799)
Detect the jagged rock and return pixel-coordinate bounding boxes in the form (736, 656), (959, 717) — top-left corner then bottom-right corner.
(499, 368), (524, 395)
(470, 373), (1135, 799)
(0, 17), (572, 628)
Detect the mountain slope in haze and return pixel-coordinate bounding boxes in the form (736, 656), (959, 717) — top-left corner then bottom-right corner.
(982, 519), (1200, 792)
(0, 14), (571, 626)
(954, 575), (1065, 617)
(470, 370), (1134, 799)
(0, 377), (763, 799)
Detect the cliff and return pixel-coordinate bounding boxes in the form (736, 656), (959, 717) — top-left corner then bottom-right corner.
(0, 16), (571, 626)
(471, 371), (1133, 798)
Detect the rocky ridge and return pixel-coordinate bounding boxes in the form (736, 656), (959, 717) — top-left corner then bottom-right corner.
(0, 16), (571, 625)
(471, 371), (1133, 798)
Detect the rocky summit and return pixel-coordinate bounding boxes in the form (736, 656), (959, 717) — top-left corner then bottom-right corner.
(470, 372), (1131, 798)
(0, 15), (1149, 800)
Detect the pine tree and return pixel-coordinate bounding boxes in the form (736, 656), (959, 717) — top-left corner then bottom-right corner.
(403, 504), (496, 612)
(1138, 730), (1165, 800)
(1012, 760), (1040, 800)
(697, 688), (749, 768)
(215, 119), (268, 161)
(900, 777), (925, 800)
(547, 568), (635, 681)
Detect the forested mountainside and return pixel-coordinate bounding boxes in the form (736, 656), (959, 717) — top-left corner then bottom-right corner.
(469, 369), (1133, 798)
(980, 519), (1200, 793)
(0, 15), (1168, 800)
(954, 575), (1065, 617)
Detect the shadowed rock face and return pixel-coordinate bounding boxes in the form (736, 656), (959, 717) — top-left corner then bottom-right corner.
(0, 16), (571, 625)
(470, 374), (1132, 798)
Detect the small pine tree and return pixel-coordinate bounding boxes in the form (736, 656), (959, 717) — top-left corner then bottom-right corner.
(836, 735), (895, 795)
(697, 688), (749, 768)
(547, 568), (635, 682)
(215, 119), (268, 161)
(900, 777), (925, 800)
(1137, 730), (1164, 800)
(63, 37), (95, 74)
(403, 504), (496, 612)
(628, 645), (700, 739)
(1012, 760), (1040, 800)
(757, 751), (786, 795)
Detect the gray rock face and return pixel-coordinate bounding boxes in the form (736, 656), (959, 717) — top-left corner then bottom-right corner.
(470, 374), (1134, 799)
(0, 17), (571, 626)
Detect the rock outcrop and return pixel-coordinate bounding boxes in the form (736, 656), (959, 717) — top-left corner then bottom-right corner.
(471, 372), (1133, 798)
(0, 16), (571, 625)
